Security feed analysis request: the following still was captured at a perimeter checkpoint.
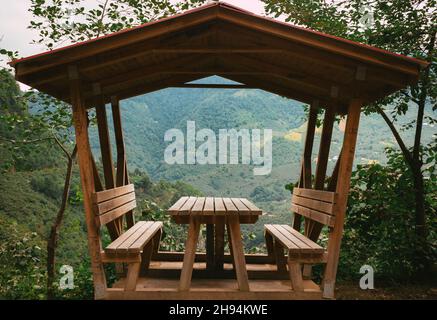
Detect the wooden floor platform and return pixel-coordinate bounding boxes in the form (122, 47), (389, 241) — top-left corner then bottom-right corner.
(105, 261), (322, 300)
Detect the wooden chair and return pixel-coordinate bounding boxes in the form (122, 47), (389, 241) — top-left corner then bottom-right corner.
(91, 184), (163, 291)
(264, 188), (335, 291)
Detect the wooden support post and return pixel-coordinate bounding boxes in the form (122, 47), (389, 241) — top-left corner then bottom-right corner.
(125, 262), (141, 291)
(323, 99), (362, 299)
(214, 221), (225, 271)
(140, 242), (153, 277)
(94, 84), (121, 242)
(293, 102), (318, 230)
(68, 65), (107, 299)
(288, 260), (304, 291)
(273, 240), (287, 272)
(112, 96), (126, 187)
(206, 224), (215, 270)
(327, 149), (342, 191)
(94, 84), (115, 189)
(264, 231), (274, 261)
(111, 96), (134, 228)
(303, 106), (336, 279)
(314, 106), (336, 191)
(227, 218), (250, 291)
(179, 218), (201, 291)
(90, 153), (104, 192)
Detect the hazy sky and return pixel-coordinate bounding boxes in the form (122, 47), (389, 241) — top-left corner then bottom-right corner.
(0, 0), (266, 67)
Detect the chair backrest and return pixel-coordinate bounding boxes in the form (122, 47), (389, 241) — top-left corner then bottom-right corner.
(291, 188), (337, 227)
(91, 184), (136, 227)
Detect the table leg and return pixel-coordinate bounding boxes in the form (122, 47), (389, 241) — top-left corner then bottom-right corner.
(179, 217), (201, 291)
(214, 220), (225, 271)
(227, 217), (250, 291)
(206, 224), (215, 270)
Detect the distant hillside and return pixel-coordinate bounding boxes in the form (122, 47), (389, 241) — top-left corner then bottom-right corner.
(89, 76), (436, 233)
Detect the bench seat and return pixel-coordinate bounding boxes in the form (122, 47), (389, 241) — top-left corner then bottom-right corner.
(264, 224), (326, 292)
(265, 224), (324, 258)
(105, 221), (163, 256)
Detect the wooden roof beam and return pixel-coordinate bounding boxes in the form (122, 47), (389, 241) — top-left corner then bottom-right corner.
(216, 9), (423, 76)
(216, 22), (416, 88)
(14, 5), (221, 77)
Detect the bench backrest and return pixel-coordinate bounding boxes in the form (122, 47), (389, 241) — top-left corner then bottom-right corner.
(91, 184), (136, 227)
(291, 188), (337, 227)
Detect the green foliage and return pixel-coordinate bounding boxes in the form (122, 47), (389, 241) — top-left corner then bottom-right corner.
(31, 171), (65, 200)
(339, 147), (437, 280)
(28, 0), (208, 49)
(0, 215), (46, 299)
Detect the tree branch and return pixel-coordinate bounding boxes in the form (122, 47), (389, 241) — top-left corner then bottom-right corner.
(376, 106), (414, 168)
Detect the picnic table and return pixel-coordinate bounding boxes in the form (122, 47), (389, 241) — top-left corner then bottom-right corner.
(168, 196), (262, 291)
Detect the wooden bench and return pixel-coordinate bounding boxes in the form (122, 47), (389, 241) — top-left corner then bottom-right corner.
(264, 188), (335, 291)
(91, 184), (163, 291)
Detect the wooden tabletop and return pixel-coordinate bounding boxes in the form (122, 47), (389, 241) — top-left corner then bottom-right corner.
(168, 196), (262, 217)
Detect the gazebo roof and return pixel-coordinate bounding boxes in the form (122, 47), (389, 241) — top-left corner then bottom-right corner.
(10, 1), (428, 113)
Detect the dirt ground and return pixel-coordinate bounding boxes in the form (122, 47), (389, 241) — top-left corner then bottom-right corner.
(335, 281), (437, 300)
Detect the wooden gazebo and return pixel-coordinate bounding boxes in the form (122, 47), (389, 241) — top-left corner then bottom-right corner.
(10, 2), (427, 300)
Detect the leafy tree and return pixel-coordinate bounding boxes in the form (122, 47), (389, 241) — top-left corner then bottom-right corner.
(2, 0), (208, 299)
(341, 145), (436, 280)
(28, 0), (207, 50)
(264, 0), (436, 274)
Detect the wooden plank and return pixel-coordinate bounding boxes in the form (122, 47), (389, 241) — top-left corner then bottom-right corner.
(206, 224), (215, 270)
(111, 97), (127, 188)
(214, 197), (226, 215)
(172, 214), (259, 225)
(100, 252), (141, 263)
(168, 196), (189, 214)
(222, 197), (237, 214)
(191, 197), (206, 215)
(69, 67), (107, 298)
(140, 242), (154, 277)
(179, 218), (201, 291)
(274, 239), (287, 272)
(214, 220), (225, 271)
(93, 191), (135, 215)
(264, 231), (274, 260)
(292, 194), (335, 215)
(274, 225), (313, 250)
(179, 196), (198, 214)
(230, 198), (251, 215)
(239, 198), (262, 215)
(291, 203), (334, 227)
(301, 104), (318, 189)
(315, 106), (336, 190)
(265, 225), (299, 250)
(95, 101), (116, 189)
(105, 278), (323, 300)
(203, 197), (215, 214)
(288, 262), (304, 291)
(98, 199), (136, 226)
(125, 262), (140, 291)
(111, 222), (153, 253)
(227, 217), (250, 291)
(128, 222), (163, 253)
(105, 221), (149, 253)
(92, 184), (134, 203)
(110, 221), (153, 255)
(231, 198), (250, 215)
(281, 225), (323, 251)
(293, 188), (337, 203)
(323, 99), (362, 299)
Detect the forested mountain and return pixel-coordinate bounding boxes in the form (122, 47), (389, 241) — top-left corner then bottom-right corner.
(1, 69), (435, 299)
(89, 76), (436, 236)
